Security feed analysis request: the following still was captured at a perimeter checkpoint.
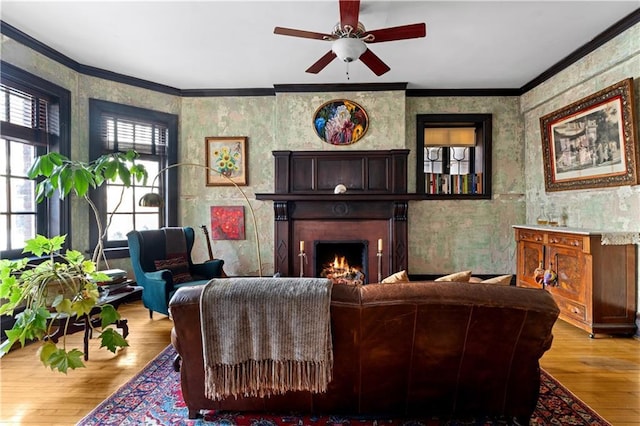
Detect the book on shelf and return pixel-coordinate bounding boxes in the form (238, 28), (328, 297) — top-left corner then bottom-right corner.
(425, 172), (483, 195)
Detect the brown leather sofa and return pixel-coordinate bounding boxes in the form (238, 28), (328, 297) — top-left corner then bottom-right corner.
(169, 280), (559, 422)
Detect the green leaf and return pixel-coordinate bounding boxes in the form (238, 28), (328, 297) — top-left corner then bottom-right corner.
(91, 272), (110, 283)
(103, 160), (118, 180)
(46, 348), (85, 373)
(71, 297), (96, 317)
(0, 275), (17, 299)
(38, 341), (57, 364)
(7, 307), (47, 348)
(39, 155), (54, 176)
(65, 249), (85, 264)
(72, 169), (90, 197)
(117, 163), (131, 186)
(99, 327), (128, 353)
(81, 260), (96, 273)
(48, 152), (65, 166)
(34, 180), (55, 202)
(54, 297), (73, 314)
(100, 304), (121, 328)
(49, 235), (66, 252)
(59, 166), (74, 197)
(124, 150), (138, 161)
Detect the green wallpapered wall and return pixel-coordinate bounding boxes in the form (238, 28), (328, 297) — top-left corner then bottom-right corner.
(1, 23), (638, 309)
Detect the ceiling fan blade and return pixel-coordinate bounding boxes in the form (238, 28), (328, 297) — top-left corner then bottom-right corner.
(274, 26), (331, 40)
(339, 0), (360, 30)
(366, 23), (426, 43)
(359, 48), (390, 76)
(306, 51), (338, 74)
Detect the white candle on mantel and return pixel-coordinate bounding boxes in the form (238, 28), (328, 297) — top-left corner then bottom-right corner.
(378, 238), (383, 252)
(300, 240), (305, 252)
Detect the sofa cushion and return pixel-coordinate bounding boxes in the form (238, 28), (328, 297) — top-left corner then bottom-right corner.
(381, 270), (409, 283)
(435, 270), (472, 282)
(154, 256), (193, 284)
(480, 274), (513, 285)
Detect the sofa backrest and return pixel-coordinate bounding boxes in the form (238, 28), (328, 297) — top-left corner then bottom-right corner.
(324, 281), (560, 416)
(169, 280), (559, 419)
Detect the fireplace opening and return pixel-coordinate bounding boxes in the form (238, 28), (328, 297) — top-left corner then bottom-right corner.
(314, 240), (368, 285)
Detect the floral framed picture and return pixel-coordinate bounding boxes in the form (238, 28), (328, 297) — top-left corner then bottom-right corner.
(539, 78), (638, 191)
(313, 99), (369, 145)
(210, 206), (245, 240)
(205, 136), (247, 186)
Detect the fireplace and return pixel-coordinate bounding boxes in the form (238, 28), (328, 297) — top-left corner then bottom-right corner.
(315, 240), (367, 284)
(256, 150), (411, 283)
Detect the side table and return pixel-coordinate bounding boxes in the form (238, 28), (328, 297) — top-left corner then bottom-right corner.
(46, 285), (143, 360)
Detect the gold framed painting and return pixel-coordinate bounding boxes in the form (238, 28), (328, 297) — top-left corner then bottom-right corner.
(313, 99), (369, 145)
(205, 136), (247, 186)
(539, 78), (638, 192)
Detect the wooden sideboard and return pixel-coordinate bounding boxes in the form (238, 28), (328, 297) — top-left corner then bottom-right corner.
(513, 225), (637, 337)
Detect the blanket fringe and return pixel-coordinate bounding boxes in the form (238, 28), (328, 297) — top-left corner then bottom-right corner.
(205, 359), (333, 400)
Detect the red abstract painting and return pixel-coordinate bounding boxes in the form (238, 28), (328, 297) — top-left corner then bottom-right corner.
(210, 206), (245, 240)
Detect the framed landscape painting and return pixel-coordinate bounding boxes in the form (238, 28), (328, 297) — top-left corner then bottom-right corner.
(539, 78), (638, 192)
(205, 136), (247, 186)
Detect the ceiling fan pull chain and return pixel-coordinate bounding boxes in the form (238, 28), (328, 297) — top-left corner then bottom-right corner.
(346, 62), (350, 80)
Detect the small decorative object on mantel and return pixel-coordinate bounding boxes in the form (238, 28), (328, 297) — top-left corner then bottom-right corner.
(313, 99), (368, 145)
(539, 78), (638, 192)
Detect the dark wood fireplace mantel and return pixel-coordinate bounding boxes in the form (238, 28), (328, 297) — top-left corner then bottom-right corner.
(256, 150), (410, 281)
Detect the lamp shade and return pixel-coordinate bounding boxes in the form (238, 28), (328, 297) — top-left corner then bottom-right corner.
(138, 192), (163, 207)
(332, 38), (366, 62)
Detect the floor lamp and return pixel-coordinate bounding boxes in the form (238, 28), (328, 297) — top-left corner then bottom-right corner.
(138, 162), (263, 277)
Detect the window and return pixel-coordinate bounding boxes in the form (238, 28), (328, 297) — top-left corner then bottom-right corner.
(416, 114), (492, 199)
(0, 62), (70, 259)
(89, 99), (178, 258)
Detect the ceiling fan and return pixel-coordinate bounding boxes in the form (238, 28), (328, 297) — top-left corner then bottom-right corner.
(273, 0), (426, 76)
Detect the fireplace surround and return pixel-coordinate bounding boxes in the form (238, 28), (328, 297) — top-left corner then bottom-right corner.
(256, 150), (411, 282)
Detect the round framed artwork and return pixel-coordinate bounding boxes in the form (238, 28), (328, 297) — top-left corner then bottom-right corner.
(313, 99), (369, 145)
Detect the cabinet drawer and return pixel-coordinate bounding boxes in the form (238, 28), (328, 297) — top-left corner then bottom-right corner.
(547, 233), (584, 250)
(517, 229), (544, 243)
(555, 297), (586, 322)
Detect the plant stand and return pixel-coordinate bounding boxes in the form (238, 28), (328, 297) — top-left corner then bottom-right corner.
(45, 285), (142, 360)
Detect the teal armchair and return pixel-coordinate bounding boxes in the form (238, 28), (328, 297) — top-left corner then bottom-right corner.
(127, 227), (224, 318)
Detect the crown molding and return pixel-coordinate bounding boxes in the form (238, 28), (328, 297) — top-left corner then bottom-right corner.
(274, 83), (408, 93)
(520, 8), (640, 94)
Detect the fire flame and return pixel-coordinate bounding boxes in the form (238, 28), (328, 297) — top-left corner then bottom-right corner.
(321, 255), (365, 285)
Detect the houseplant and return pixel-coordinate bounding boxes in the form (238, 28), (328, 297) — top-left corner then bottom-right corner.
(0, 150), (147, 372)
(28, 150), (148, 269)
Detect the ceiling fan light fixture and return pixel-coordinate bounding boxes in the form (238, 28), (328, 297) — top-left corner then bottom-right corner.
(332, 37), (366, 62)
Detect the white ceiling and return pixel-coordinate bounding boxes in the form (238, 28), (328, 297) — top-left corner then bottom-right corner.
(1, 1), (638, 91)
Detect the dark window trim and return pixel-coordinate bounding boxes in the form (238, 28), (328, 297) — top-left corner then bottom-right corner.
(88, 99), (178, 259)
(0, 61), (71, 258)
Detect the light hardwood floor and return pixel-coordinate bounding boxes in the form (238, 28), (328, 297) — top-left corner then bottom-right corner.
(0, 299), (639, 425)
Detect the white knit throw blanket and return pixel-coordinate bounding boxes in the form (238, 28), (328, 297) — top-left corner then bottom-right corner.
(200, 277), (333, 400)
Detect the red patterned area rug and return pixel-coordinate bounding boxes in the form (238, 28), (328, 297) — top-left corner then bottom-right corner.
(77, 345), (611, 426)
